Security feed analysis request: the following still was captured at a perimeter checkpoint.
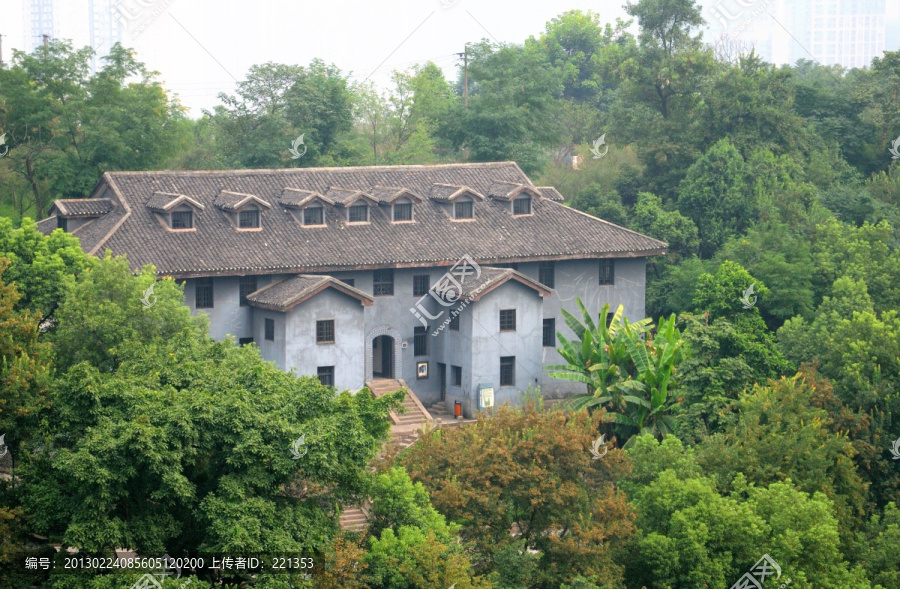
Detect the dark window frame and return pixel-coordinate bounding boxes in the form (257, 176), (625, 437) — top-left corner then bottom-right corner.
(238, 208), (260, 228)
(317, 366), (335, 387)
(543, 318), (556, 347)
(195, 277), (214, 309)
(499, 309), (517, 332)
(451, 365), (462, 387)
(538, 261), (555, 288)
(454, 200), (474, 219)
(413, 274), (430, 297)
(239, 276), (258, 307)
(500, 356), (515, 387)
(513, 196), (532, 215)
(393, 202), (413, 221)
(342, 278), (355, 287)
(238, 337), (254, 347)
(57, 216), (68, 231)
(303, 206), (324, 226)
(414, 326), (427, 356)
(316, 319), (335, 344)
(264, 318), (275, 341)
(449, 312), (460, 331)
(599, 259), (615, 285)
(373, 269), (394, 296)
(171, 210), (193, 229)
(348, 204), (368, 223)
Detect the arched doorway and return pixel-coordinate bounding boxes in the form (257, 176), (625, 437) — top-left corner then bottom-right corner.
(365, 326), (403, 383)
(372, 335), (394, 379)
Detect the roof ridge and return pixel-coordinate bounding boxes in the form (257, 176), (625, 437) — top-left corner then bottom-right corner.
(104, 161), (522, 177)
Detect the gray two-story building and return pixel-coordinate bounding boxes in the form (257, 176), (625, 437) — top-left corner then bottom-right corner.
(39, 162), (666, 416)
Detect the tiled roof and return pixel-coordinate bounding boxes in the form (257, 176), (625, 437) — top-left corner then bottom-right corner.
(452, 267), (552, 300)
(146, 192), (205, 213)
(487, 181), (537, 201)
(536, 187), (564, 202)
(246, 274), (373, 311)
(429, 183), (485, 202)
(42, 162), (667, 277)
(213, 190), (271, 212)
(50, 198), (114, 217)
(369, 186), (422, 203)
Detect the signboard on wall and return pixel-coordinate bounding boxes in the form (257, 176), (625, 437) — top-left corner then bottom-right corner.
(479, 385), (494, 409)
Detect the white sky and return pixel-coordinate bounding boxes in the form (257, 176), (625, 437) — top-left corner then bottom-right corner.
(2, 0), (898, 117)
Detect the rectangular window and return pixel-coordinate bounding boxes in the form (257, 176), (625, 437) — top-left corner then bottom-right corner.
(348, 204), (368, 223)
(454, 201), (474, 219)
(449, 312), (460, 330)
(452, 365), (462, 387)
(538, 261), (555, 288)
(316, 319), (335, 344)
(195, 277), (214, 309)
(500, 309), (517, 332)
(342, 278), (355, 287)
(373, 269), (394, 296)
(599, 259), (615, 285)
(413, 275), (430, 297)
(513, 197), (532, 215)
(239, 276), (257, 307)
(317, 366), (335, 387)
(172, 210), (193, 229)
(238, 209), (259, 228)
(414, 326), (427, 356)
(238, 337), (254, 346)
(265, 318), (275, 341)
(543, 318), (556, 347)
(393, 203), (413, 221)
(57, 216), (68, 231)
(303, 207), (324, 226)
(605, 311), (615, 329)
(500, 356), (515, 387)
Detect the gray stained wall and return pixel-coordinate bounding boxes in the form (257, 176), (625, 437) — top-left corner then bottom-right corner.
(182, 257), (647, 415)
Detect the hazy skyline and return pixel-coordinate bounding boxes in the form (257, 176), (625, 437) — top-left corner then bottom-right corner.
(3, 0), (899, 117)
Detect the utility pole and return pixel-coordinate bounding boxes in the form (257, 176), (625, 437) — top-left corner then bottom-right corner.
(456, 44), (468, 107)
(43, 34), (49, 49)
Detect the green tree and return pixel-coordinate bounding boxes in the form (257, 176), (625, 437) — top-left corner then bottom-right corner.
(677, 138), (754, 258)
(402, 403), (635, 589)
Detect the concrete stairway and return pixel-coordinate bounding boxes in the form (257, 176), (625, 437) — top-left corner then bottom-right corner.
(367, 378), (433, 429)
(339, 504), (370, 533)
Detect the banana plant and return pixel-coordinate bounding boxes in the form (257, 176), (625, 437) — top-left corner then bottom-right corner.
(546, 299), (686, 446)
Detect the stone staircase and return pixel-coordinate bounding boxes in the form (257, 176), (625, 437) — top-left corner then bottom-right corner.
(339, 503), (370, 533)
(367, 378), (434, 429)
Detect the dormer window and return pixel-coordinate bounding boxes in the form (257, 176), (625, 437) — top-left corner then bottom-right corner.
(171, 209), (193, 229)
(57, 216), (68, 231)
(513, 196), (532, 215)
(393, 202), (413, 222)
(238, 207), (260, 228)
(454, 200), (474, 220)
(348, 204), (368, 223)
(304, 206), (324, 226)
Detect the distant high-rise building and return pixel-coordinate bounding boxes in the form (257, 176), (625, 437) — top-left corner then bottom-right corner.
(21, 0), (122, 71)
(787, 0), (886, 68)
(704, 0), (887, 69)
(23, 0), (56, 52)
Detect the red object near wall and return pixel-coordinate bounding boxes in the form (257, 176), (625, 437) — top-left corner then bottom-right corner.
(454, 401), (462, 418)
